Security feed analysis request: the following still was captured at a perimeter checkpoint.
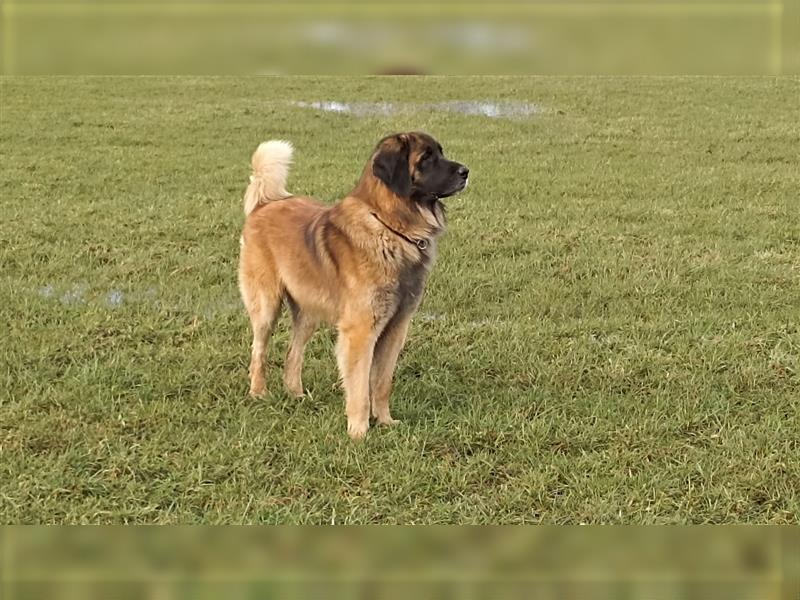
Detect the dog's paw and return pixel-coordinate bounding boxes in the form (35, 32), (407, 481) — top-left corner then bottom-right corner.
(285, 385), (305, 398)
(377, 417), (401, 427)
(249, 385), (266, 397)
(347, 420), (369, 440)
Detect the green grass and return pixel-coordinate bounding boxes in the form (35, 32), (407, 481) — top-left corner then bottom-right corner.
(1, 76), (798, 524)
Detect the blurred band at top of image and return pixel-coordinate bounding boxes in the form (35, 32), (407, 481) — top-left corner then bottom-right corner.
(1, 0), (797, 75)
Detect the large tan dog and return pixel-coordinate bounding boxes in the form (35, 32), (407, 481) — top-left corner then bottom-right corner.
(238, 132), (468, 439)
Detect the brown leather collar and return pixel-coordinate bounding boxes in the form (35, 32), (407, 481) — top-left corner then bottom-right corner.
(371, 212), (429, 250)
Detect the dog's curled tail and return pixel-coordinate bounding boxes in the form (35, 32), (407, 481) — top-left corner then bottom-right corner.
(243, 140), (294, 216)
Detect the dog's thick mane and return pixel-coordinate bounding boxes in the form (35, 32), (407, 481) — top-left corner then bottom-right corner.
(350, 160), (446, 246)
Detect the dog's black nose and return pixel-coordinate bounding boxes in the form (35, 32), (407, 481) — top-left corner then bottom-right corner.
(458, 165), (469, 179)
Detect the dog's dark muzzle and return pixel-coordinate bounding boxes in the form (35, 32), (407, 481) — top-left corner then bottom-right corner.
(438, 163), (469, 198)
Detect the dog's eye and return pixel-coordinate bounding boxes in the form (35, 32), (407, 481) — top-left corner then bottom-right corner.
(418, 151), (432, 168)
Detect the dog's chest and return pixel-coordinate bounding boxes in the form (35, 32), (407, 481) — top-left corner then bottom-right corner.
(395, 260), (430, 309)
(372, 260), (430, 322)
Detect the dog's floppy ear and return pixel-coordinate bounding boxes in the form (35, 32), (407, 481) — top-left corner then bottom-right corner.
(372, 134), (411, 198)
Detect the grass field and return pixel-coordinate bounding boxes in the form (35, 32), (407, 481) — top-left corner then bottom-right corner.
(1, 76), (799, 524)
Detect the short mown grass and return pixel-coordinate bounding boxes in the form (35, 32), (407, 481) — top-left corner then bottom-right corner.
(1, 76), (798, 523)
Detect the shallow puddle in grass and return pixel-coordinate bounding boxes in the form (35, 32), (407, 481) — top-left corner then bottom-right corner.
(34, 282), (241, 317)
(106, 290), (124, 307)
(432, 101), (542, 118)
(291, 100), (542, 119)
(33, 284), (506, 330)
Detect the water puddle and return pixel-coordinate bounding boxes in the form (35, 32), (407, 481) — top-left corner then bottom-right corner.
(292, 101), (397, 117)
(60, 283), (88, 305)
(291, 100), (543, 119)
(432, 101), (541, 118)
(34, 282), (241, 318)
(32, 282), (516, 342)
(419, 312), (446, 323)
(106, 290), (124, 307)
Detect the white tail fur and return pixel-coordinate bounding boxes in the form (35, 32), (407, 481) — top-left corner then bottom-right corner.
(243, 140), (294, 215)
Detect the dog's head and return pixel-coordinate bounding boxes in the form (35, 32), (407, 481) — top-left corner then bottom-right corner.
(371, 132), (469, 202)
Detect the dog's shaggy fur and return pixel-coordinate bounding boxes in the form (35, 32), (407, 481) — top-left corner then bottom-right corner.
(239, 132), (468, 439)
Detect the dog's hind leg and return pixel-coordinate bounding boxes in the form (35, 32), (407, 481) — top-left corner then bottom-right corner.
(244, 289), (282, 397)
(283, 297), (319, 398)
(239, 251), (282, 397)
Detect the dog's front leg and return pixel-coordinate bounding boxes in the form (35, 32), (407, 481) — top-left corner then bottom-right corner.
(370, 310), (413, 426)
(336, 315), (377, 440)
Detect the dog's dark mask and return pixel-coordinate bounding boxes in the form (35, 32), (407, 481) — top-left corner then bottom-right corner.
(372, 133), (468, 202)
